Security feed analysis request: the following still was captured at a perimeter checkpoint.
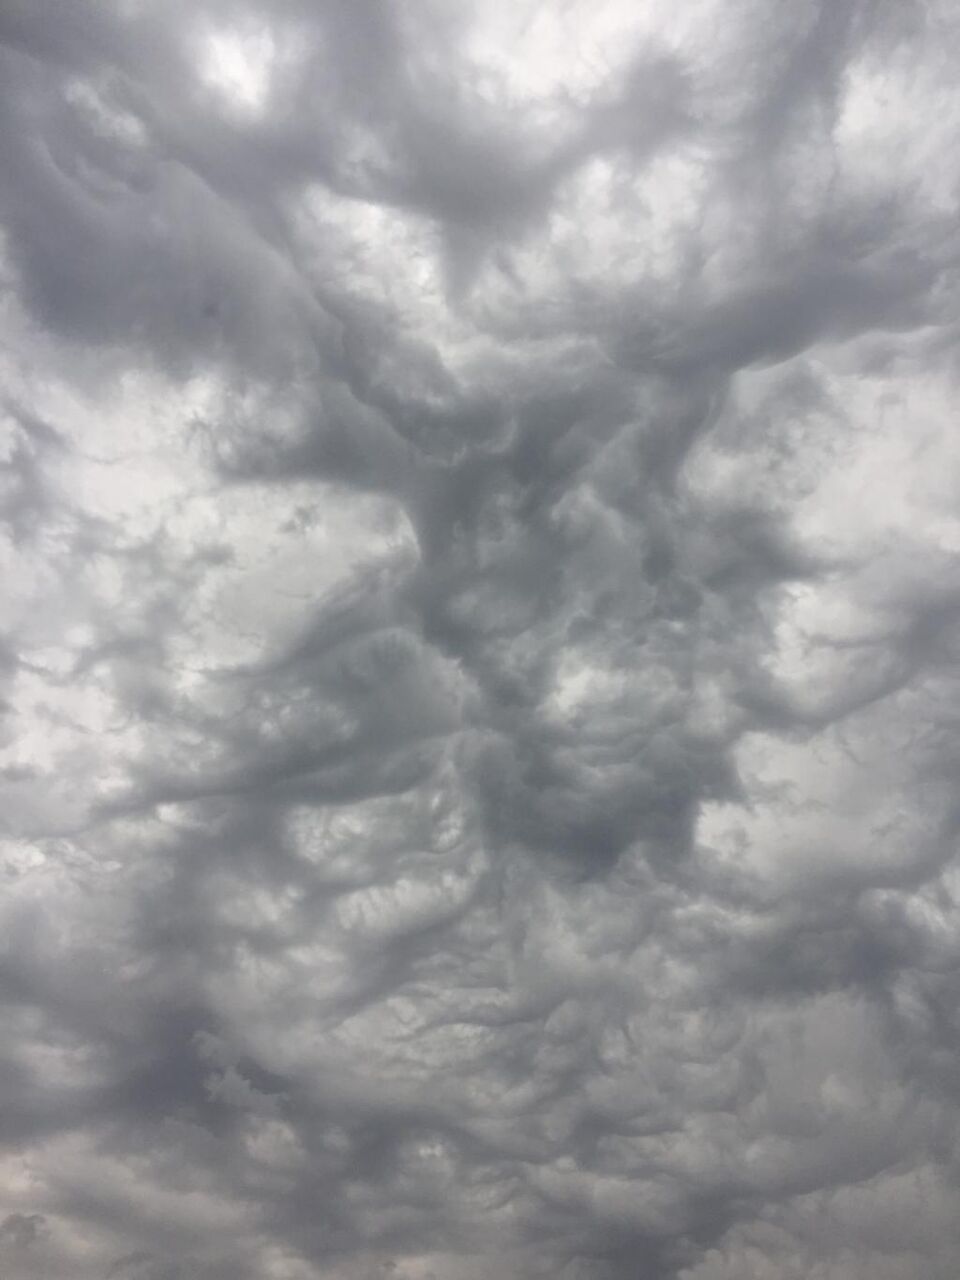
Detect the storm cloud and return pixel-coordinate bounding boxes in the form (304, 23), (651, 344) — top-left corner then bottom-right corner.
(1, 1), (960, 1277)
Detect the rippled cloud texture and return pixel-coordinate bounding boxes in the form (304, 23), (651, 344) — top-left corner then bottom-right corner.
(2, 2), (960, 1277)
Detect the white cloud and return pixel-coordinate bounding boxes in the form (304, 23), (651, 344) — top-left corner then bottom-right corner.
(0, 1), (959, 1278)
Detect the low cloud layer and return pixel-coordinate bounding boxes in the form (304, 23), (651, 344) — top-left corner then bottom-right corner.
(1, 2), (960, 1277)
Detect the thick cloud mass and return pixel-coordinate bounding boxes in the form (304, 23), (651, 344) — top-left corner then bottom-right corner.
(2, 2), (960, 1277)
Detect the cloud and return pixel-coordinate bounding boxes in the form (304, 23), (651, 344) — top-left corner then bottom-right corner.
(1, 1), (959, 1278)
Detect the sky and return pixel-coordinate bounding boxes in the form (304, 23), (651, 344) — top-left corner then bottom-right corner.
(1, 1), (959, 1278)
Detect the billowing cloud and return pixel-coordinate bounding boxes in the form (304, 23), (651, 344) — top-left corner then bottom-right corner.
(1, 2), (959, 1278)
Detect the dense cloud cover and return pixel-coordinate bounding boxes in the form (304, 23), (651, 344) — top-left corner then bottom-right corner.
(2, 1), (960, 1277)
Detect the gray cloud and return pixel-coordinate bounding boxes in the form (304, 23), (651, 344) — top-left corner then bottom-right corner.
(1, 1), (959, 1278)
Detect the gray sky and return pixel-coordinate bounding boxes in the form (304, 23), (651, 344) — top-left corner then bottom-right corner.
(1, 2), (960, 1278)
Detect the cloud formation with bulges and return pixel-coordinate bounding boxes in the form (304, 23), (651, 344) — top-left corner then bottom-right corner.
(1, 2), (960, 1278)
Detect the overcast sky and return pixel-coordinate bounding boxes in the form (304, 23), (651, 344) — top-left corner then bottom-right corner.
(1, 2), (960, 1278)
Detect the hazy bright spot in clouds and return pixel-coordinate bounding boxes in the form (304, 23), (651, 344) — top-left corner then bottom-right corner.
(1, 1), (960, 1279)
(200, 21), (279, 115)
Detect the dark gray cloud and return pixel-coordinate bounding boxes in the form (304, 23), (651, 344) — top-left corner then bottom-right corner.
(1, 1), (959, 1278)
